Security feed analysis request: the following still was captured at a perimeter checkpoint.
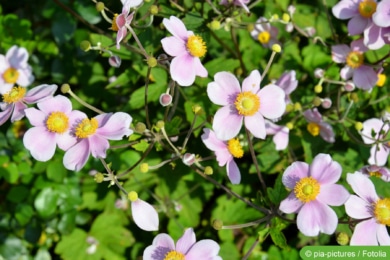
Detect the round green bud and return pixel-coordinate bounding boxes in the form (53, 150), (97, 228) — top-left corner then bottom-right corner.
(140, 163), (149, 173)
(210, 20), (221, 30)
(336, 232), (349, 246)
(80, 40), (91, 51)
(355, 122), (363, 131)
(149, 5), (159, 15)
(313, 96), (322, 107)
(95, 2), (105, 12)
(204, 166), (213, 175)
(60, 84), (71, 94)
(156, 120), (165, 129)
(135, 122), (147, 133)
(212, 219), (223, 230)
(192, 104), (202, 115)
(314, 84), (323, 93)
(282, 13), (290, 22)
(272, 44), (282, 53)
(285, 103), (294, 113)
(147, 56), (158, 67)
(350, 93), (359, 102)
(94, 173), (104, 183)
(293, 102), (302, 111)
(286, 122), (294, 130)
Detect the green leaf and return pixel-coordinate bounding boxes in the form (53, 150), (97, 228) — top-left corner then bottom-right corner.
(301, 44), (331, 71)
(1, 162), (19, 183)
(51, 12), (77, 44)
(15, 204), (34, 226)
(270, 228), (288, 249)
(165, 116), (183, 136)
(267, 174), (289, 205)
(204, 58), (240, 77)
(7, 185), (29, 203)
(55, 228), (89, 260)
(34, 187), (59, 218)
(47, 161), (67, 182)
(131, 139), (150, 152)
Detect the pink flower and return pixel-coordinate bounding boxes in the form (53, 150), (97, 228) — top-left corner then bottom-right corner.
(373, 0), (390, 27)
(220, 0), (250, 13)
(0, 84), (57, 126)
(279, 153), (350, 236)
(143, 228), (222, 260)
(275, 70), (298, 104)
(207, 70), (285, 140)
(303, 108), (335, 143)
(250, 17), (279, 49)
(360, 118), (389, 166)
(161, 16), (208, 86)
(360, 165), (390, 182)
(0, 46), (34, 94)
(63, 112), (133, 171)
(112, 5), (134, 49)
(201, 128), (242, 184)
(265, 120), (289, 150)
(331, 38), (378, 90)
(345, 172), (390, 245)
(23, 95), (84, 161)
(128, 191), (159, 231)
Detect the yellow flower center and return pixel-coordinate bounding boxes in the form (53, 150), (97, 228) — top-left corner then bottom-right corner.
(164, 250), (185, 260)
(227, 138), (244, 158)
(111, 14), (119, 31)
(307, 122), (320, 136)
(294, 177), (320, 203)
(75, 118), (98, 138)
(374, 198), (390, 226)
(257, 31), (271, 44)
(46, 112), (70, 134)
(186, 35), (207, 58)
(2, 86), (26, 103)
(369, 171), (382, 178)
(358, 0), (377, 18)
(3, 67), (19, 84)
(234, 91), (260, 116)
(346, 51), (364, 69)
(377, 74), (386, 87)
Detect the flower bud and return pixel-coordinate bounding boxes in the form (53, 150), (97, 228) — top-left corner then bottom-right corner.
(128, 191), (138, 202)
(209, 20), (221, 30)
(149, 5), (159, 15)
(96, 2), (105, 12)
(108, 55), (121, 68)
(159, 93), (172, 107)
(314, 68), (324, 78)
(147, 56), (158, 67)
(204, 166), (213, 175)
(314, 84), (322, 93)
(305, 27), (316, 37)
(156, 120), (165, 129)
(321, 98), (332, 109)
(80, 40), (91, 51)
(285, 23), (294, 32)
(61, 84), (71, 94)
(94, 172), (104, 183)
(182, 153), (196, 166)
(293, 102), (302, 111)
(282, 13), (290, 22)
(192, 104), (202, 115)
(355, 122), (363, 131)
(135, 122), (147, 133)
(140, 163), (149, 173)
(287, 5), (296, 16)
(313, 96), (322, 107)
(272, 44), (282, 53)
(286, 122), (294, 130)
(344, 81), (355, 92)
(212, 219), (223, 230)
(336, 232), (349, 246)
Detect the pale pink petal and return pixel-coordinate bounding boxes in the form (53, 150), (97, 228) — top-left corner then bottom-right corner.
(345, 195), (373, 219)
(347, 15), (369, 35)
(10, 102), (27, 122)
(241, 70), (260, 92)
(88, 135), (109, 158)
(331, 44), (350, 63)
(6, 46), (29, 67)
(37, 95), (72, 114)
(226, 159), (241, 184)
(258, 84), (285, 119)
(303, 108), (322, 123)
(96, 112), (133, 140)
(186, 239), (221, 259)
(212, 105), (243, 141)
(176, 228), (196, 254)
(353, 66), (378, 90)
(207, 72), (240, 106)
(16, 68), (34, 87)
(276, 70), (298, 96)
(56, 131), (78, 151)
(163, 16), (189, 41)
(364, 23), (385, 50)
(0, 105), (13, 125)
(279, 192), (303, 214)
(346, 172), (379, 202)
(360, 118), (383, 144)
(63, 140), (90, 171)
(331, 0), (359, 19)
(170, 54), (196, 86)
(319, 122), (335, 143)
(193, 57), (207, 77)
(116, 27), (128, 49)
(340, 66), (353, 80)
(244, 112), (266, 139)
(0, 83), (14, 95)
(350, 218), (378, 245)
(201, 128), (227, 152)
(272, 127), (289, 150)
(297, 200), (338, 236)
(368, 144), (389, 166)
(152, 233), (175, 249)
(373, 0), (390, 28)
(23, 84), (57, 104)
(316, 184), (349, 206)
(282, 161), (310, 189)
(122, 0), (143, 9)
(143, 237), (172, 260)
(309, 153), (342, 184)
(23, 127), (56, 161)
(131, 199), (159, 231)
(350, 38), (368, 52)
(377, 224), (390, 245)
(161, 36), (186, 57)
(24, 107), (46, 127)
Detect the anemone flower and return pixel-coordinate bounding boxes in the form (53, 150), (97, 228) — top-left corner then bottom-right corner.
(345, 172), (390, 245)
(112, 5), (134, 49)
(161, 16), (208, 86)
(143, 228), (222, 260)
(265, 120), (289, 150)
(250, 17), (279, 49)
(0, 46), (34, 94)
(303, 108), (335, 143)
(207, 70), (285, 141)
(0, 84), (57, 126)
(201, 128), (242, 184)
(63, 112), (133, 171)
(279, 153), (350, 236)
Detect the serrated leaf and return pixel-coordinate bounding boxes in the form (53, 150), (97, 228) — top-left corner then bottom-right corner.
(270, 228), (288, 249)
(131, 139), (150, 152)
